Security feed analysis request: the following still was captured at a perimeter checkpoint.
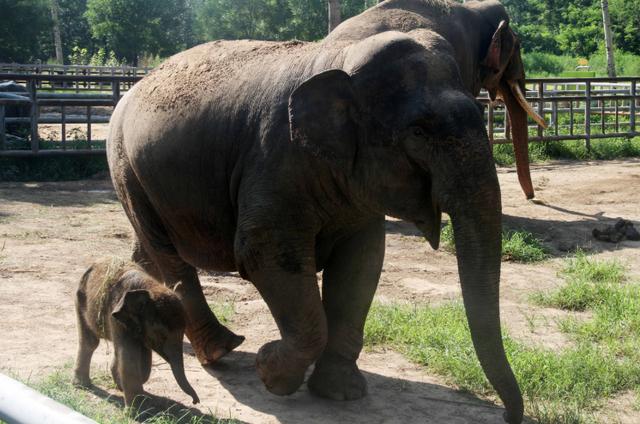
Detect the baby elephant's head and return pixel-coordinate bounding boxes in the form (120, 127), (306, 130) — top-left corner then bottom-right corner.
(112, 286), (200, 404)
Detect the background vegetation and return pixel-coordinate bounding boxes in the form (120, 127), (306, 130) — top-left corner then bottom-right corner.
(1, 0), (640, 74)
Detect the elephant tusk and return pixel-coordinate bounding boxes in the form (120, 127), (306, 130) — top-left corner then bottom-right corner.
(508, 81), (548, 129)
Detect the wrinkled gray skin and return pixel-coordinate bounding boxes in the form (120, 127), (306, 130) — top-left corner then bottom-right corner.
(107, 1), (524, 422)
(73, 260), (199, 407)
(328, 0), (539, 199)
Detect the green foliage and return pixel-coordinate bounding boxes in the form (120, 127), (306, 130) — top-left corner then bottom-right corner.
(440, 221), (547, 263)
(68, 46), (123, 66)
(3, 0), (640, 69)
(194, 0), (377, 42)
(364, 300), (640, 423)
(610, 0), (640, 55)
(0, 0), (53, 62)
(56, 0), (94, 61)
(85, 0), (192, 65)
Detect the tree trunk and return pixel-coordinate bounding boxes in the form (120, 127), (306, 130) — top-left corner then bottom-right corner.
(328, 0), (341, 33)
(601, 0), (617, 77)
(50, 0), (64, 64)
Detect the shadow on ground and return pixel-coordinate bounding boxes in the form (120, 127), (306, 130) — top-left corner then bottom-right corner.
(385, 205), (640, 258)
(201, 350), (536, 424)
(89, 384), (241, 423)
(0, 179), (117, 207)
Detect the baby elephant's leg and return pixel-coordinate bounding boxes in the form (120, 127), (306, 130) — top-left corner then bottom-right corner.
(117, 344), (150, 408)
(73, 307), (99, 387)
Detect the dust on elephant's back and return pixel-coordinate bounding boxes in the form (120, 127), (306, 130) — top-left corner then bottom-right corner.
(135, 40), (313, 115)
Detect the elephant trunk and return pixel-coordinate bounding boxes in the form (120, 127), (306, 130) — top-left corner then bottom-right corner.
(163, 344), (200, 404)
(450, 193), (523, 424)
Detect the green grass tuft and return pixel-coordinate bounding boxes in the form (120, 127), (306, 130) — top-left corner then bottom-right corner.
(501, 230), (548, 263)
(209, 302), (236, 326)
(364, 301), (640, 424)
(440, 221), (548, 263)
(531, 252), (626, 311)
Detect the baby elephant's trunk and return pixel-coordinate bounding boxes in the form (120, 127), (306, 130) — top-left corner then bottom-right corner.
(164, 345), (200, 404)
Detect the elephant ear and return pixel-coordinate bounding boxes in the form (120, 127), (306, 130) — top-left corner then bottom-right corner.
(480, 20), (518, 100)
(289, 69), (361, 173)
(112, 289), (151, 333)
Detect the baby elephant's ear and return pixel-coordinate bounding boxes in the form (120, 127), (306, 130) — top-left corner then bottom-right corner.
(112, 289), (151, 329)
(289, 69), (362, 174)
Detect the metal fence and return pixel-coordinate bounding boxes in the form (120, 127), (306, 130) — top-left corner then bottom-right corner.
(1, 72), (640, 157)
(0, 73), (138, 156)
(482, 77), (640, 147)
(0, 63), (151, 77)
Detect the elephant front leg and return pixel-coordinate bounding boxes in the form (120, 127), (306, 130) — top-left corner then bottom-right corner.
(174, 267), (245, 365)
(237, 229), (328, 396)
(308, 218), (385, 400)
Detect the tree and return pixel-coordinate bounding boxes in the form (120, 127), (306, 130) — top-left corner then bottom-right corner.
(0, 0), (53, 63)
(57, 0), (94, 60)
(610, 0), (640, 55)
(328, 0), (341, 33)
(600, 0), (616, 76)
(85, 0), (190, 65)
(50, 0), (64, 64)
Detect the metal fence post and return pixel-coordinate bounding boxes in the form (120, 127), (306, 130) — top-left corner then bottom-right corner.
(631, 80), (637, 135)
(0, 104), (5, 150)
(112, 79), (120, 106)
(538, 82), (545, 145)
(585, 81), (592, 152)
(28, 78), (39, 153)
(487, 102), (494, 143)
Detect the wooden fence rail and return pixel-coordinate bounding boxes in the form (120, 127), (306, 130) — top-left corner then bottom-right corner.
(1, 73), (640, 157)
(481, 77), (640, 147)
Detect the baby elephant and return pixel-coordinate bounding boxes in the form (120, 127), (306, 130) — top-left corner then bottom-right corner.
(73, 258), (200, 406)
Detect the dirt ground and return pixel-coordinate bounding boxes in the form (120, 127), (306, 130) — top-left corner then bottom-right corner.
(1, 159), (639, 423)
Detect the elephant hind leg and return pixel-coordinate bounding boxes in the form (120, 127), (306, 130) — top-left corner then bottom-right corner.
(115, 166), (243, 365)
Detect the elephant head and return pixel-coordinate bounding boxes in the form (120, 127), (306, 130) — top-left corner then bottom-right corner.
(112, 288), (200, 405)
(289, 31), (523, 423)
(471, 0), (547, 199)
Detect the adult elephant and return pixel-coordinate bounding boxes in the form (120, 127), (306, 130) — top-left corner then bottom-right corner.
(108, 5), (527, 424)
(327, 0), (546, 199)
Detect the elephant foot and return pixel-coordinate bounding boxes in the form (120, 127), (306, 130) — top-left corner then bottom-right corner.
(256, 340), (309, 396)
(72, 372), (91, 388)
(188, 321), (245, 366)
(308, 353), (367, 401)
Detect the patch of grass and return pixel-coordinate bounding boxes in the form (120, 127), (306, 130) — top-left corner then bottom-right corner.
(20, 364), (234, 423)
(440, 221), (548, 263)
(502, 230), (548, 263)
(493, 137), (640, 167)
(531, 252), (626, 311)
(364, 301), (640, 424)
(209, 302), (236, 326)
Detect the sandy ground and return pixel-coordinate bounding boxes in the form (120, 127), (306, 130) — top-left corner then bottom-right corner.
(0, 159), (639, 423)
